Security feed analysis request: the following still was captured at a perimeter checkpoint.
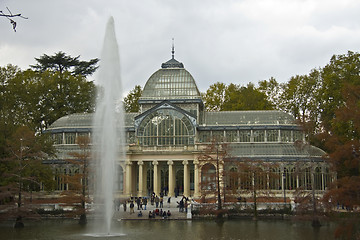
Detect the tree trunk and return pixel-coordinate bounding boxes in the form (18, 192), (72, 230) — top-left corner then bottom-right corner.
(79, 213), (87, 225)
(14, 216), (24, 228)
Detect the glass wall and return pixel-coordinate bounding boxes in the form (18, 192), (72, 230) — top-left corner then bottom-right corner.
(239, 130), (251, 142)
(137, 109), (195, 146)
(280, 130), (292, 142)
(266, 130), (278, 142)
(293, 130), (303, 142)
(253, 130), (265, 142)
(53, 133), (63, 144)
(226, 131), (238, 142)
(65, 133), (76, 144)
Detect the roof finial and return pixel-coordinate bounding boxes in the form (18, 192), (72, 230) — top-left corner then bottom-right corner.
(172, 38), (175, 59)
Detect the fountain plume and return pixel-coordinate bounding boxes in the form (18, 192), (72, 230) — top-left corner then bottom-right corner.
(92, 16), (125, 234)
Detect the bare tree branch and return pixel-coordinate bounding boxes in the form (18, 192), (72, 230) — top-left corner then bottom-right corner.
(0, 7), (28, 32)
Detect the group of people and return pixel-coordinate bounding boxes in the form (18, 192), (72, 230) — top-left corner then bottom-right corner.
(177, 196), (189, 213)
(130, 197), (148, 214)
(114, 193), (189, 219)
(150, 191), (171, 208)
(148, 209), (171, 219)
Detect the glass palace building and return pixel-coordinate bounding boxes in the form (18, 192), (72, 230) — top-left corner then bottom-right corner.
(46, 53), (333, 200)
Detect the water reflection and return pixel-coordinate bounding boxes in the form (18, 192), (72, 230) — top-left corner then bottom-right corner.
(0, 219), (336, 240)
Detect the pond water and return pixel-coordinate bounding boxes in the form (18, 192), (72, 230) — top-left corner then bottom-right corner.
(0, 219), (336, 240)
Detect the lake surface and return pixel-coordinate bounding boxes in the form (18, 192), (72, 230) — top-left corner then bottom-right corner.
(0, 219), (336, 240)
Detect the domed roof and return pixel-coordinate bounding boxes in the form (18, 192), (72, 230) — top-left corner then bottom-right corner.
(140, 55), (201, 101)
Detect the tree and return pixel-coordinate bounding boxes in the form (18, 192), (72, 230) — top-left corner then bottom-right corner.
(322, 176), (360, 239)
(0, 65), (96, 133)
(258, 77), (283, 108)
(313, 57), (360, 236)
(316, 83), (360, 178)
(0, 126), (55, 227)
(0, 7), (28, 32)
(34, 70), (96, 131)
(0, 65), (22, 157)
(234, 158), (279, 220)
(31, 51), (99, 77)
(123, 85), (142, 112)
(198, 138), (230, 218)
(222, 83), (274, 111)
(318, 51), (360, 132)
(61, 135), (91, 225)
(203, 82), (273, 111)
(279, 70), (321, 124)
(202, 82), (226, 111)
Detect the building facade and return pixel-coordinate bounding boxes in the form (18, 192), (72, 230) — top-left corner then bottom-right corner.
(46, 53), (333, 200)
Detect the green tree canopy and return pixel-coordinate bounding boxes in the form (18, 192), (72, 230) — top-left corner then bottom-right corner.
(223, 82), (274, 111)
(279, 69), (321, 123)
(318, 51), (360, 132)
(123, 85), (142, 112)
(31, 51), (99, 77)
(0, 67), (96, 133)
(202, 82), (273, 111)
(202, 82), (226, 111)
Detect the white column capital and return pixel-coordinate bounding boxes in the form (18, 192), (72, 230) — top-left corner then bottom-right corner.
(126, 161), (132, 166)
(193, 159), (199, 165)
(167, 160), (174, 165)
(137, 160), (144, 166)
(152, 160), (158, 166)
(182, 160), (188, 165)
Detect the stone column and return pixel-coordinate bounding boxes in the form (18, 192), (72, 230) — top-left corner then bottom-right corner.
(183, 160), (190, 197)
(193, 159), (200, 198)
(125, 161), (132, 196)
(167, 160), (175, 197)
(138, 161), (144, 197)
(296, 175), (299, 189)
(153, 160), (160, 196)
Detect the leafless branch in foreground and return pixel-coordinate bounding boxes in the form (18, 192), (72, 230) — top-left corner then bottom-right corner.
(0, 7), (28, 32)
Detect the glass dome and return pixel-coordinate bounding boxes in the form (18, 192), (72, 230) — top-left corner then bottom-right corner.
(140, 57), (201, 100)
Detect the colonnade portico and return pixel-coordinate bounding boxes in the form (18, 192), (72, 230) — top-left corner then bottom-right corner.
(124, 158), (200, 198)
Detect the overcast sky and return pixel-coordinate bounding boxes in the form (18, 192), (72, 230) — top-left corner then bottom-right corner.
(1, 0), (360, 95)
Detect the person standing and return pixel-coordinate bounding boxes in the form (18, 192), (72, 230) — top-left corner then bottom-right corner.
(123, 201), (127, 212)
(136, 197), (141, 210)
(167, 197), (171, 207)
(143, 197), (148, 210)
(160, 196), (163, 208)
(155, 195), (159, 208)
(130, 201), (135, 214)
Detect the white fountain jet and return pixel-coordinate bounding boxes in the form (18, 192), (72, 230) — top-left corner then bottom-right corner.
(92, 16), (125, 235)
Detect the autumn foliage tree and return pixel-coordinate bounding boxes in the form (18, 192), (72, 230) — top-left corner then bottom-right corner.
(234, 159), (279, 220)
(316, 54), (360, 238)
(0, 126), (55, 227)
(61, 135), (91, 225)
(198, 138), (230, 217)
